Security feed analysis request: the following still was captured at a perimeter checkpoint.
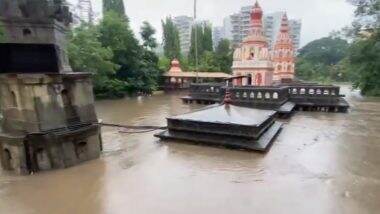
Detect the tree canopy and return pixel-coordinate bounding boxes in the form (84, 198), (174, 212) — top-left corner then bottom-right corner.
(162, 17), (181, 60)
(298, 37), (349, 65)
(296, 37), (350, 82)
(296, 0), (380, 96)
(103, 0), (126, 17)
(68, 11), (162, 98)
(140, 21), (157, 50)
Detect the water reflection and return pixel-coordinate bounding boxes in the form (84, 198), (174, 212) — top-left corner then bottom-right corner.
(1, 87), (380, 214)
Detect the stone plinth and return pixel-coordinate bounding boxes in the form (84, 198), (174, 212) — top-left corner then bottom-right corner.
(155, 104), (282, 152)
(0, 73), (102, 174)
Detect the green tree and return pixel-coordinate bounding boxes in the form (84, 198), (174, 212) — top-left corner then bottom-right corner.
(98, 11), (141, 83)
(140, 21), (157, 50)
(346, 0), (380, 35)
(298, 37), (349, 65)
(295, 37), (350, 82)
(68, 24), (123, 98)
(344, 0), (380, 95)
(138, 22), (162, 93)
(348, 30), (380, 95)
(215, 39), (233, 73)
(189, 24), (204, 66)
(162, 17), (181, 60)
(202, 24), (213, 52)
(199, 51), (219, 72)
(158, 56), (171, 71)
(103, 0), (126, 17)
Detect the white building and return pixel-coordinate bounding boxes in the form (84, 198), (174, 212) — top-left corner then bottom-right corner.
(173, 16), (194, 54)
(223, 6), (302, 50)
(212, 26), (224, 49)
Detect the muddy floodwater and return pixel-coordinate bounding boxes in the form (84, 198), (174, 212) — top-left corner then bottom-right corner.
(1, 86), (380, 214)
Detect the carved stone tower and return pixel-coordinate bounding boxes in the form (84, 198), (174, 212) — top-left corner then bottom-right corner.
(272, 14), (295, 83)
(232, 1), (274, 86)
(0, 0), (102, 174)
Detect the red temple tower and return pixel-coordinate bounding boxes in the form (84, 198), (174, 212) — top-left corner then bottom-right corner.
(232, 1), (274, 86)
(272, 14), (295, 82)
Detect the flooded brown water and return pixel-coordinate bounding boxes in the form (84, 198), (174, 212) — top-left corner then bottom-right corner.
(1, 86), (380, 214)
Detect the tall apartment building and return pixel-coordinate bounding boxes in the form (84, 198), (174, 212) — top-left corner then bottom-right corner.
(223, 6), (302, 50)
(288, 19), (302, 51)
(173, 16), (194, 54)
(212, 26), (224, 48)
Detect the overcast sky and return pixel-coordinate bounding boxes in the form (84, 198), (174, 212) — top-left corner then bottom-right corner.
(70, 0), (355, 48)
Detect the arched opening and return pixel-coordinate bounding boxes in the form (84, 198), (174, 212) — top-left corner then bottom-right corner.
(10, 91), (17, 107)
(2, 149), (12, 170)
(316, 89), (322, 95)
(257, 92), (263, 99)
(35, 148), (51, 171)
(277, 65), (282, 71)
(61, 89), (70, 107)
(247, 74), (252, 85)
(250, 92), (255, 99)
(243, 92), (248, 98)
(255, 73), (262, 86)
(265, 92), (271, 99)
(23, 28), (32, 36)
(300, 88), (306, 95)
(292, 88), (298, 94)
(75, 142), (88, 160)
(273, 92), (279, 99)
(324, 90), (330, 95)
(309, 89), (315, 95)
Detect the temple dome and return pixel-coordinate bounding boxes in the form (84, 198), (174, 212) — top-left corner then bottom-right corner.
(168, 59), (183, 73)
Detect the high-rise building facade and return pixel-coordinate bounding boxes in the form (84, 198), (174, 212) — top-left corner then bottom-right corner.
(173, 16), (194, 54)
(223, 6), (302, 50)
(212, 26), (224, 48)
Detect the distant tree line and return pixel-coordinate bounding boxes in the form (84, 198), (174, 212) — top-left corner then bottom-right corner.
(68, 0), (162, 98)
(296, 0), (380, 96)
(160, 17), (233, 74)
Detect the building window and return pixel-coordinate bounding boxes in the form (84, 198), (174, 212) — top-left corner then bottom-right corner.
(273, 92), (279, 99)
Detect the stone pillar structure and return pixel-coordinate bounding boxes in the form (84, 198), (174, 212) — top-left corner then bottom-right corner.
(272, 14), (295, 83)
(0, 0), (102, 174)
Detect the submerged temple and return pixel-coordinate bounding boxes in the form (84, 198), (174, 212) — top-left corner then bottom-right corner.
(0, 0), (102, 174)
(232, 1), (296, 86)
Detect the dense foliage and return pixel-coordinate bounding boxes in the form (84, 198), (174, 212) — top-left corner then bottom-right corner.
(296, 0), (380, 96)
(162, 17), (181, 60)
(188, 24), (233, 73)
(68, 24), (122, 98)
(348, 30), (380, 95)
(296, 37), (350, 82)
(68, 12), (162, 98)
(103, 0), (126, 17)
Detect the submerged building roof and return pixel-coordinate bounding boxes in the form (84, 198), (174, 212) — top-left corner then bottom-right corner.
(169, 104), (275, 126)
(165, 59), (232, 79)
